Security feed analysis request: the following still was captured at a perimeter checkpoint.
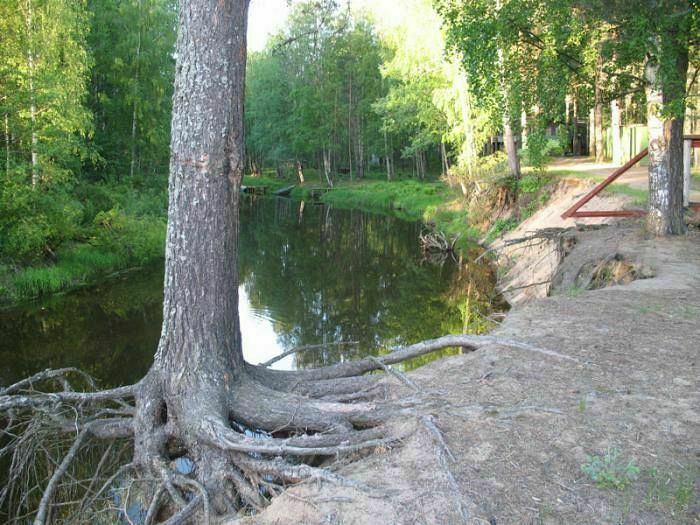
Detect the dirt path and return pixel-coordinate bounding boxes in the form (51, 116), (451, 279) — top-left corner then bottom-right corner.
(232, 184), (699, 524)
(549, 156), (700, 203)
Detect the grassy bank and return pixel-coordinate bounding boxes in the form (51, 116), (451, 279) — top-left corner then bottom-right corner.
(242, 174), (290, 191)
(0, 178), (168, 303)
(0, 163), (566, 303)
(243, 173), (479, 246)
(291, 179), (480, 248)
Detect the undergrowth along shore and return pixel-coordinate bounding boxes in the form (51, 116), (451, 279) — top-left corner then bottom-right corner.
(0, 177), (168, 304)
(0, 166), (650, 304)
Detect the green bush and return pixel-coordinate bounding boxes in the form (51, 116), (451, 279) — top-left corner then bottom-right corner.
(484, 217), (518, 243)
(521, 132), (564, 172)
(581, 448), (640, 490)
(91, 208), (166, 265)
(519, 174), (545, 194)
(0, 175), (83, 261)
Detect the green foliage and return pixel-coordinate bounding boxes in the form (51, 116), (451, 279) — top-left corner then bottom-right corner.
(578, 399), (587, 414)
(0, 0), (94, 182)
(246, 3), (386, 181)
(312, 180), (448, 219)
(521, 132), (563, 172)
(87, 0), (177, 178)
(0, 176), (83, 261)
(581, 448), (640, 490)
(242, 175), (289, 191)
(1, 175), (167, 300)
(91, 208), (165, 266)
(519, 174), (546, 194)
(484, 217), (518, 243)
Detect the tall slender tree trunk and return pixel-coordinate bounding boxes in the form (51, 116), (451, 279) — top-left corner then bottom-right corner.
(565, 94), (573, 154)
(588, 108), (595, 158)
(296, 159), (305, 184)
(440, 141), (449, 177)
(456, 66), (476, 186)
(503, 116), (520, 179)
(323, 148), (333, 187)
(347, 75), (353, 181)
(572, 97), (582, 155)
(4, 113), (9, 175)
(520, 110), (528, 150)
(26, 0), (38, 186)
(495, 0), (519, 181)
(594, 57), (604, 163)
(356, 114), (364, 179)
(644, 50), (688, 236)
(130, 0), (143, 179)
(594, 100), (603, 162)
(610, 99), (622, 165)
(383, 127), (392, 181)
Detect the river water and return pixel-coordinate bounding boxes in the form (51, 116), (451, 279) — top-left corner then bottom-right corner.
(0, 196), (498, 388)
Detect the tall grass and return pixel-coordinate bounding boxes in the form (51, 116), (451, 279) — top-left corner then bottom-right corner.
(12, 245), (128, 298)
(298, 180), (448, 220)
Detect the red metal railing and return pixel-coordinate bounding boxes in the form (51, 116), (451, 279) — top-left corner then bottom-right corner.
(561, 148), (649, 219)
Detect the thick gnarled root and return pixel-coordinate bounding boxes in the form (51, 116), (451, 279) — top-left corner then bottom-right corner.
(0, 334), (568, 523)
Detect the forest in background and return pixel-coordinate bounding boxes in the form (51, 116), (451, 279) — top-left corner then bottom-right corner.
(0, 0), (697, 300)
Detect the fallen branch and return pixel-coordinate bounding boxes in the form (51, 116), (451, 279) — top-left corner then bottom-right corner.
(0, 368), (96, 396)
(34, 426), (91, 525)
(0, 384), (138, 411)
(419, 230), (461, 253)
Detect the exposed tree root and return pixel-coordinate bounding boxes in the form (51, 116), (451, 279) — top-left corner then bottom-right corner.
(0, 334), (571, 524)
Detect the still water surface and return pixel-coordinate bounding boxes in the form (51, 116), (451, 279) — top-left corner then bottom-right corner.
(0, 196), (496, 387)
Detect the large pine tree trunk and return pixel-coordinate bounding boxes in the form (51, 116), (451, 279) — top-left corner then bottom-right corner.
(133, 0), (250, 500)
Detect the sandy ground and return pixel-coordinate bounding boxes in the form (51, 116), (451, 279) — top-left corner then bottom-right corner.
(229, 185), (700, 525)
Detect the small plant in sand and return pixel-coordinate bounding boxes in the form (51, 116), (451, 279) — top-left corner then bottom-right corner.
(581, 448), (640, 490)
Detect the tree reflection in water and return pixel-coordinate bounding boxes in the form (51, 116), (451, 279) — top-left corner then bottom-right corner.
(0, 196), (501, 387)
(239, 196), (500, 371)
